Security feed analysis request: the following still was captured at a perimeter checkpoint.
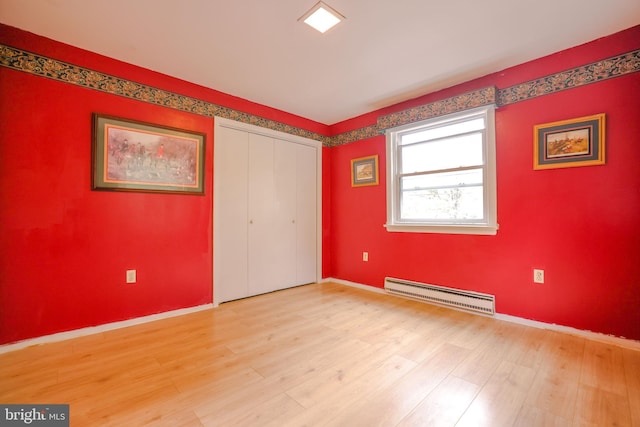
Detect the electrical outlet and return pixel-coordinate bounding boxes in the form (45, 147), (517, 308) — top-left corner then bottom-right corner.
(126, 269), (137, 284)
(363, 252), (369, 262)
(533, 269), (544, 284)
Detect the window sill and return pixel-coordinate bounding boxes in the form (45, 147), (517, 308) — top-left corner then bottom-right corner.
(384, 223), (498, 235)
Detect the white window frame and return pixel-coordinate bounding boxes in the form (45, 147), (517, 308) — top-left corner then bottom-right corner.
(385, 105), (498, 235)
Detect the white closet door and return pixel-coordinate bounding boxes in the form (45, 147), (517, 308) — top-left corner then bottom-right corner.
(214, 126), (249, 303)
(247, 133), (276, 296)
(214, 117), (320, 304)
(296, 143), (317, 284)
(273, 139), (297, 290)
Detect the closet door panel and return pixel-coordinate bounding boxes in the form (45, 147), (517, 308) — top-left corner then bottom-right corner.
(215, 126), (249, 303)
(296, 143), (317, 284)
(273, 139), (297, 290)
(247, 133), (277, 296)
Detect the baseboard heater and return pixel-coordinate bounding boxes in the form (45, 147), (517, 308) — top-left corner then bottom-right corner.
(384, 277), (495, 315)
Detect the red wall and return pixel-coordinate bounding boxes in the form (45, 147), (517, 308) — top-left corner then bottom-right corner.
(0, 70), (213, 345)
(0, 24), (329, 345)
(2, 23), (639, 344)
(328, 26), (640, 340)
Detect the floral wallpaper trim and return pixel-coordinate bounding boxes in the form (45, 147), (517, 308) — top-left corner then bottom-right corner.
(330, 49), (640, 146)
(0, 44), (331, 146)
(1, 44), (638, 148)
(376, 86), (497, 134)
(331, 125), (381, 146)
(497, 49), (640, 106)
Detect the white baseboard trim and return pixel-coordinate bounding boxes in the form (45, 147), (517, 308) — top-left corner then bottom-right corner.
(492, 313), (640, 351)
(0, 303), (214, 354)
(321, 277), (386, 294)
(323, 277), (640, 351)
(5, 280), (639, 353)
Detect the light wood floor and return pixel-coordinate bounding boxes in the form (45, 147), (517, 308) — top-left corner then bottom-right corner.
(1, 282), (639, 426)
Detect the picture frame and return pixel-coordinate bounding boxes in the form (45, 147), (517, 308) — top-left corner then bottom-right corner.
(351, 154), (379, 187)
(92, 114), (205, 194)
(533, 113), (605, 170)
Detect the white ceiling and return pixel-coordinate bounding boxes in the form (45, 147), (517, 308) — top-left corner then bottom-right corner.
(1, 0), (639, 125)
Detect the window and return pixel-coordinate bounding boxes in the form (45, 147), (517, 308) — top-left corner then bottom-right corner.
(385, 106), (497, 235)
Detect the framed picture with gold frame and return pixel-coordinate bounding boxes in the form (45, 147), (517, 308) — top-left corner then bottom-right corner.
(92, 114), (205, 194)
(533, 113), (605, 170)
(351, 155), (379, 187)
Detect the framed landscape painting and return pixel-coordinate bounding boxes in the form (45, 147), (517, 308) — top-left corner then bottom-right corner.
(351, 155), (379, 187)
(533, 113), (605, 170)
(92, 114), (205, 194)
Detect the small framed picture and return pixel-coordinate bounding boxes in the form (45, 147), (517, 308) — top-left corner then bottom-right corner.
(351, 155), (379, 187)
(92, 114), (205, 194)
(533, 113), (605, 170)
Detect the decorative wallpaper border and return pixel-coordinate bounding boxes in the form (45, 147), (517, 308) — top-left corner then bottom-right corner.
(377, 86), (497, 131)
(331, 125), (381, 146)
(1, 43), (638, 148)
(0, 44), (331, 146)
(497, 49), (640, 106)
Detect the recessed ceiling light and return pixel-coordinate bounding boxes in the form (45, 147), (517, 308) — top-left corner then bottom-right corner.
(299, 1), (345, 34)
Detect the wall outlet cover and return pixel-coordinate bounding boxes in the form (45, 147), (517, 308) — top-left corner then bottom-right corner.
(533, 269), (544, 284)
(126, 270), (137, 284)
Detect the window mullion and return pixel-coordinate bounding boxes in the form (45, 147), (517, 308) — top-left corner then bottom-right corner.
(402, 182), (483, 192)
(399, 164), (484, 179)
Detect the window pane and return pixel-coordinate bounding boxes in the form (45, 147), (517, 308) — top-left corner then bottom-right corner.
(400, 169), (484, 220)
(401, 186), (484, 220)
(400, 117), (484, 145)
(401, 133), (483, 173)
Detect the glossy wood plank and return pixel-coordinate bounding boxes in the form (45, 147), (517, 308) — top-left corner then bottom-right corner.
(397, 376), (479, 427)
(580, 339), (628, 396)
(335, 344), (474, 427)
(623, 347), (640, 426)
(1, 282), (639, 426)
(456, 360), (537, 427)
(522, 331), (584, 421)
(573, 384), (632, 426)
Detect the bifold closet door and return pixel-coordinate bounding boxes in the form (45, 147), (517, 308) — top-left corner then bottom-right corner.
(296, 143), (317, 285)
(215, 122), (317, 304)
(247, 134), (298, 295)
(272, 139), (298, 290)
(214, 126), (249, 303)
